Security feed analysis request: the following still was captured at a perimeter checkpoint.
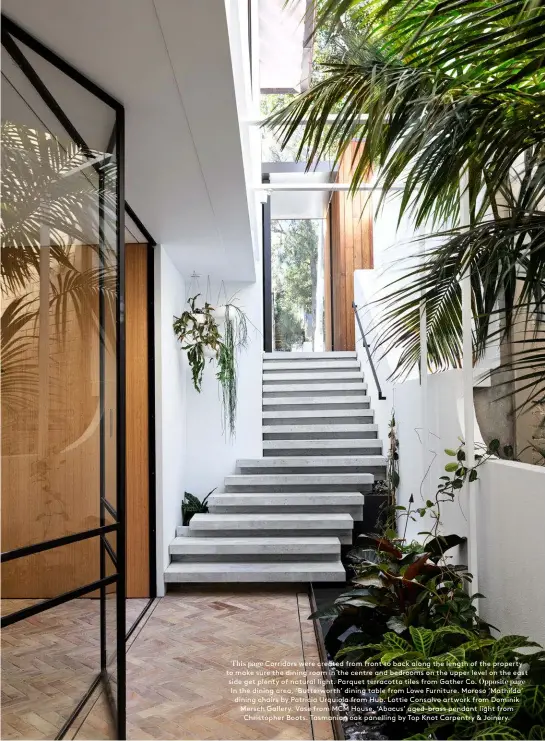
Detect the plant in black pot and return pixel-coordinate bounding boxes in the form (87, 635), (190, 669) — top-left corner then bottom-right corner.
(181, 488), (216, 527)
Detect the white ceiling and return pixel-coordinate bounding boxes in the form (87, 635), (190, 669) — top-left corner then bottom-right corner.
(2, 0), (256, 280)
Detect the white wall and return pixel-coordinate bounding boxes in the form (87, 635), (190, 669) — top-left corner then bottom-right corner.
(477, 459), (545, 646)
(395, 370), (545, 646)
(395, 370), (483, 549)
(154, 246), (187, 596)
(354, 193), (419, 443)
(183, 276), (264, 498)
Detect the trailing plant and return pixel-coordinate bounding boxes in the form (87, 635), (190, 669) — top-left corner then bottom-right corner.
(216, 302), (249, 438)
(181, 488), (216, 526)
(341, 625), (545, 741)
(399, 438), (512, 540)
(173, 295), (221, 391)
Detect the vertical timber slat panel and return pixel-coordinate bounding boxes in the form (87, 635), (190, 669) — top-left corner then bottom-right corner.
(329, 142), (373, 350)
(125, 244), (150, 598)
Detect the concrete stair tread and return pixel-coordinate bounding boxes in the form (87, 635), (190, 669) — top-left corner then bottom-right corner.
(263, 360), (360, 371)
(169, 536), (342, 556)
(263, 351), (356, 359)
(263, 383), (367, 393)
(262, 396), (370, 406)
(170, 535), (342, 546)
(238, 455), (386, 467)
(190, 513), (353, 524)
(263, 372), (364, 381)
(262, 424), (378, 433)
(164, 561), (346, 582)
(226, 473), (374, 483)
(262, 409), (374, 419)
(210, 492), (364, 501)
(262, 439), (382, 449)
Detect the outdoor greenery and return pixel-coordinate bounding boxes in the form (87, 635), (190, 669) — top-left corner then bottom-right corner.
(266, 0), (545, 403)
(271, 219), (320, 350)
(312, 442), (545, 739)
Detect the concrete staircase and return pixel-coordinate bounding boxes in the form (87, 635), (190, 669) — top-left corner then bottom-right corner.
(164, 351), (385, 584)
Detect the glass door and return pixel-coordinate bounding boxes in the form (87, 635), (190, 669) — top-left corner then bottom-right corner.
(1, 16), (126, 739)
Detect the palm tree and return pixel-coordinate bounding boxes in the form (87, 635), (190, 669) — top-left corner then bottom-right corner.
(266, 0), (545, 403)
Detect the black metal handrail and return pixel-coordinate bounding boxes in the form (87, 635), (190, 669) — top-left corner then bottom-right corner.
(352, 301), (386, 400)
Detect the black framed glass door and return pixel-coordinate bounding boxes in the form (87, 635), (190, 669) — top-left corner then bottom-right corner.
(1, 16), (126, 739)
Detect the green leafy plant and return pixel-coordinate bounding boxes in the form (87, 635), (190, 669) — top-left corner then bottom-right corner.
(399, 438), (513, 540)
(266, 0), (545, 399)
(181, 488), (216, 526)
(216, 302), (248, 439)
(347, 626), (545, 741)
(311, 531), (485, 660)
(173, 295), (221, 391)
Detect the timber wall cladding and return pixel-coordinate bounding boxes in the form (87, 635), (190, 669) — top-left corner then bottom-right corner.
(329, 141), (373, 351)
(1, 244), (149, 598)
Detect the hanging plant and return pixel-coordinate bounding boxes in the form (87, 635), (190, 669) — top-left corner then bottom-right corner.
(216, 303), (249, 438)
(173, 294), (221, 391)
(173, 293), (251, 438)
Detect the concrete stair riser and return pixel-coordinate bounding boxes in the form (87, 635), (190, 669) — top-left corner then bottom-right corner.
(262, 360), (360, 371)
(263, 411), (375, 425)
(169, 536), (341, 558)
(189, 529), (353, 544)
(237, 456), (386, 473)
(263, 384), (368, 396)
(263, 425), (379, 439)
(170, 552), (344, 563)
(164, 562), (347, 583)
(263, 351), (357, 359)
(263, 398), (371, 411)
(263, 439), (383, 455)
(263, 372), (364, 382)
(225, 473), (374, 493)
(208, 492), (364, 505)
(209, 504), (364, 519)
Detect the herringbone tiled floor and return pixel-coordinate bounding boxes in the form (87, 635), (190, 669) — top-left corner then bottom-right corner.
(2, 589), (334, 741)
(1, 598), (148, 740)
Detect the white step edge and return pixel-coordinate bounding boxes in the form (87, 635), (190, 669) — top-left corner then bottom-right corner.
(263, 372), (364, 382)
(262, 409), (375, 420)
(169, 536), (341, 556)
(263, 351), (357, 359)
(238, 456), (386, 468)
(263, 383), (367, 393)
(209, 492), (364, 505)
(262, 439), (382, 450)
(263, 396), (370, 406)
(262, 424), (378, 434)
(262, 361), (360, 371)
(164, 561), (346, 582)
(225, 473), (374, 486)
(188, 512), (353, 529)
